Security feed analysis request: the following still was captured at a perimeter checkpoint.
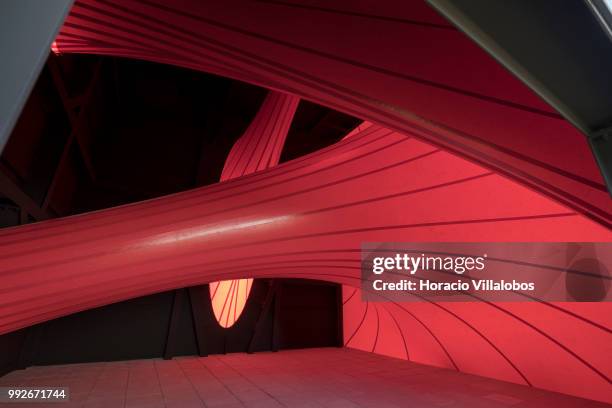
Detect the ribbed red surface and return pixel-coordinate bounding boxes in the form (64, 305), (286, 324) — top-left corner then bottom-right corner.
(220, 91), (299, 182)
(211, 90), (299, 327)
(4, 0), (610, 403)
(52, 0), (611, 228)
(1, 124), (610, 401)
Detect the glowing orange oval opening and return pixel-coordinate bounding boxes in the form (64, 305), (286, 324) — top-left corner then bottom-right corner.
(209, 278), (253, 328)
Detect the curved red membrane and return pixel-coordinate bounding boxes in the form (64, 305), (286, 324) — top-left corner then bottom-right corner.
(208, 91), (299, 327)
(52, 0), (611, 227)
(20, 0), (612, 402)
(1, 124), (610, 403)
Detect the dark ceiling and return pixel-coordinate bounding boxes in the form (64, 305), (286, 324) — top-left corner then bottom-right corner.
(0, 54), (360, 228)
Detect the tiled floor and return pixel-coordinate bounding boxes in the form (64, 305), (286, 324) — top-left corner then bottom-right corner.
(0, 348), (608, 407)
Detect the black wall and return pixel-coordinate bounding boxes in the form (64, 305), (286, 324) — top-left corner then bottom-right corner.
(0, 279), (342, 377)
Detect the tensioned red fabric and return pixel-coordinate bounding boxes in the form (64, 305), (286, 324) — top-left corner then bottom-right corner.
(1, 125), (610, 402)
(7, 0), (612, 403)
(210, 90), (299, 327)
(51, 0), (612, 228)
(340, 127), (610, 403)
